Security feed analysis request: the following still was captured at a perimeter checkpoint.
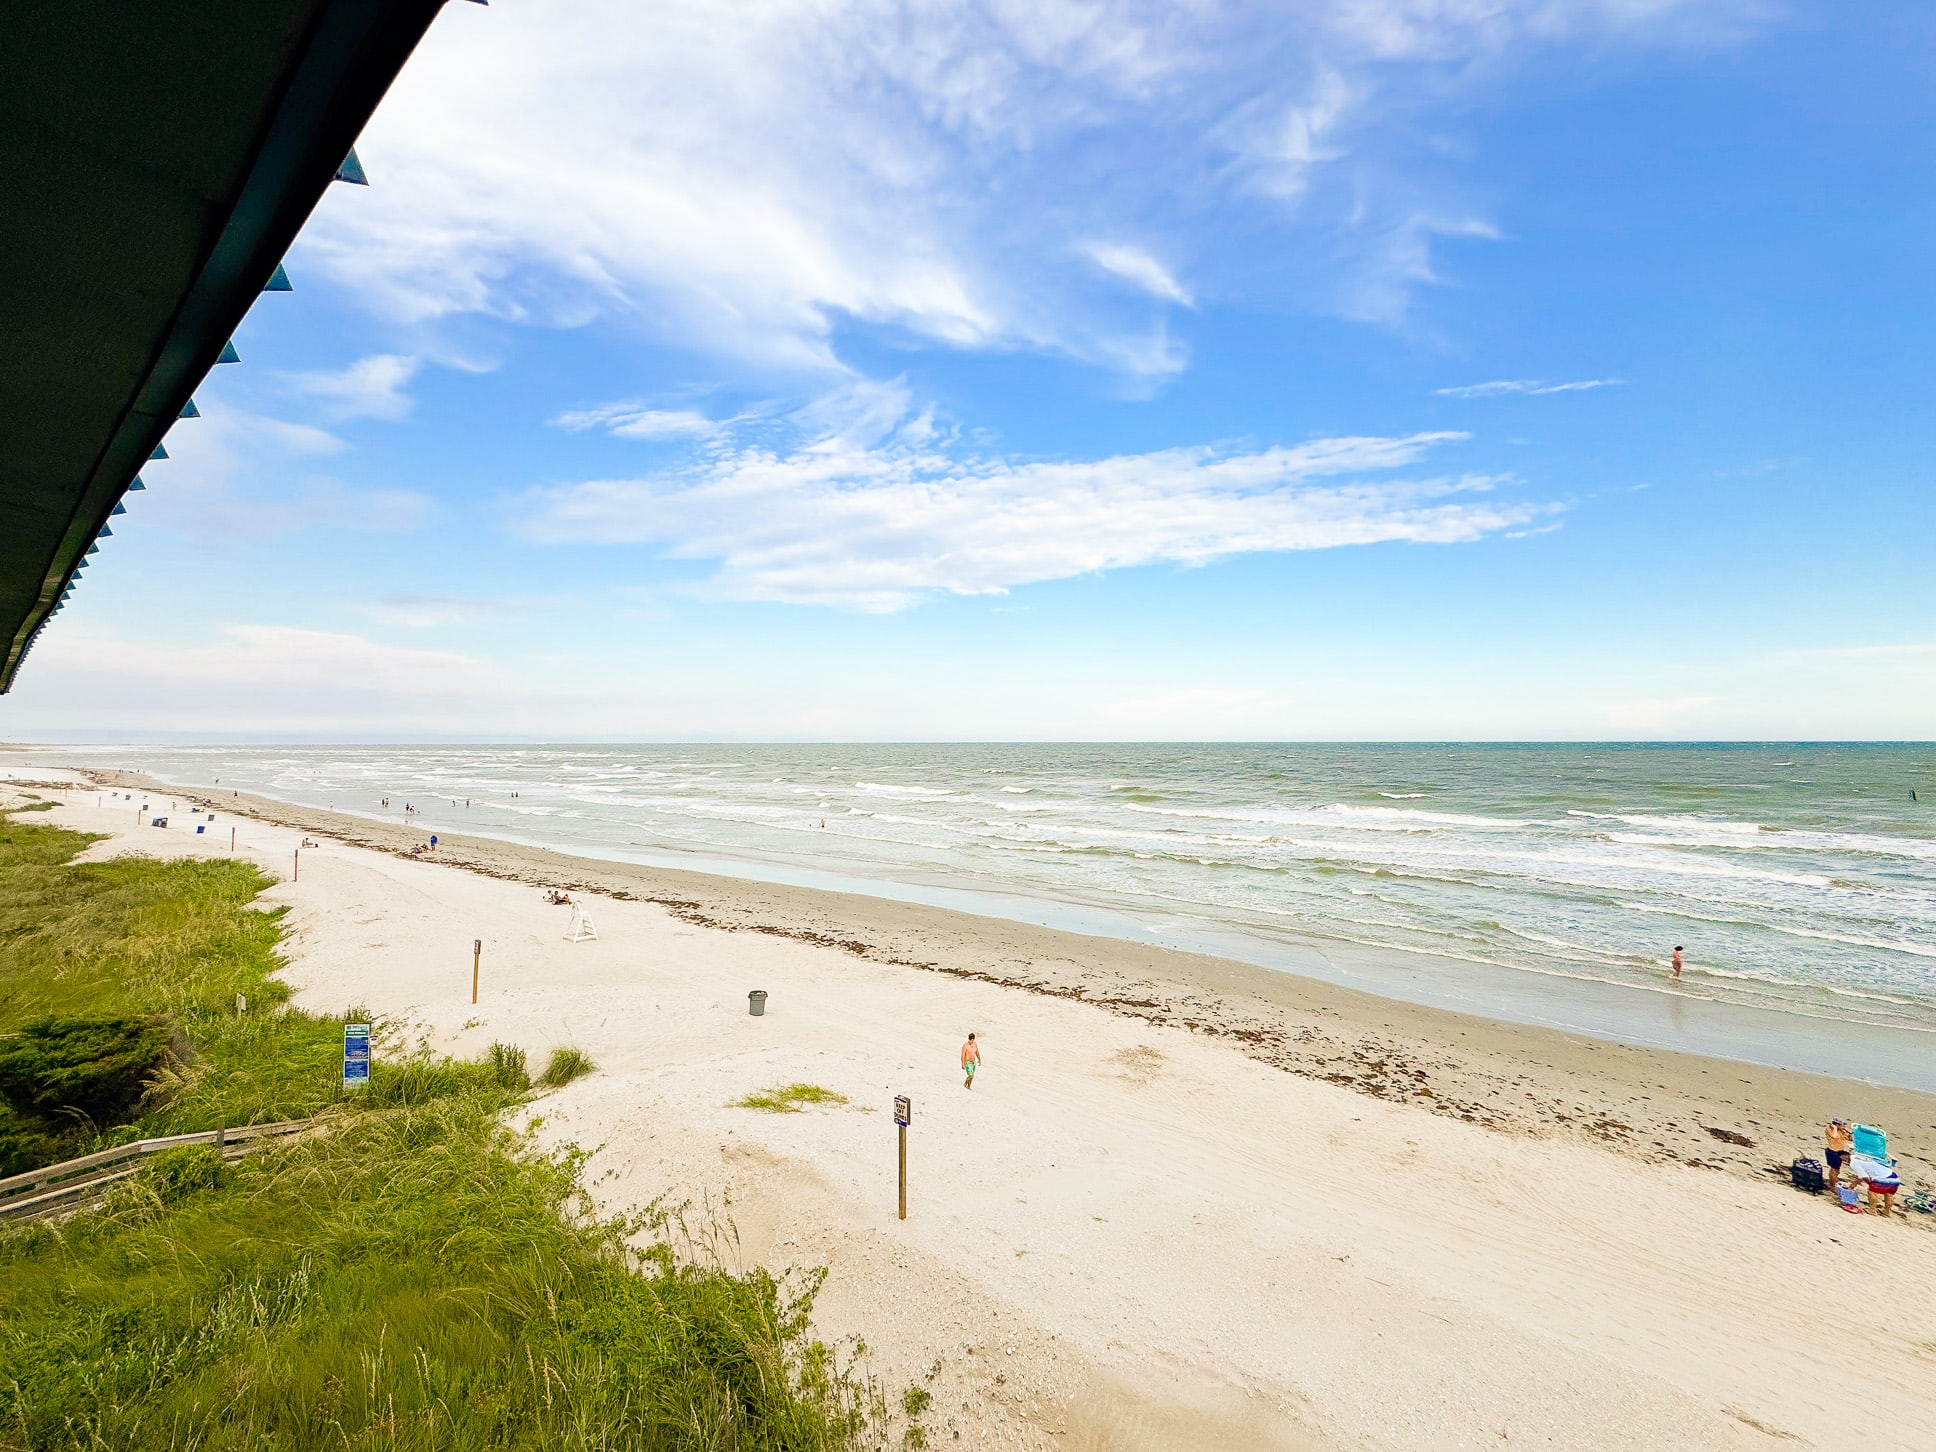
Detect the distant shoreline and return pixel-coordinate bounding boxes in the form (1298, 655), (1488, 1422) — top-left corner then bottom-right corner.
(44, 762), (1936, 1197)
(48, 749), (1936, 1093)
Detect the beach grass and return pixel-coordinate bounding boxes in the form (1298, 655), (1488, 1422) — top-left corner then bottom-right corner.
(0, 816), (346, 1173)
(733, 1084), (851, 1114)
(488, 1039), (531, 1089)
(1, 1087), (874, 1449)
(539, 1045), (597, 1088)
(0, 810), (877, 1449)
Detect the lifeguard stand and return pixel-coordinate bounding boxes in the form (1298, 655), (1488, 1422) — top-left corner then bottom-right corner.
(565, 904), (598, 942)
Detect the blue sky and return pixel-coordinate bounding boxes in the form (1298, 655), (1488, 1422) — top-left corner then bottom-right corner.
(10, 0), (1935, 740)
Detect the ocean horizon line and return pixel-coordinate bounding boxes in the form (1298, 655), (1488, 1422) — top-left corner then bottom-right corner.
(13, 736), (1936, 749)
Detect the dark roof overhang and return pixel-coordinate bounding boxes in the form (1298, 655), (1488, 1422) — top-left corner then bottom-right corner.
(1, 0), (455, 692)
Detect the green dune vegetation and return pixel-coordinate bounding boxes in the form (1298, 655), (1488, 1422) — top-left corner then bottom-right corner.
(0, 812), (879, 1449)
(732, 1085), (852, 1114)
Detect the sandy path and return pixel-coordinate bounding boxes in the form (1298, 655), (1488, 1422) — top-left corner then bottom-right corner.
(20, 781), (1936, 1450)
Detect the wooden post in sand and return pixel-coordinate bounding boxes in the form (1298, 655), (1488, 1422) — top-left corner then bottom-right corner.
(293, 848), (299, 882)
(472, 939), (482, 1005)
(894, 1095), (911, 1220)
(230, 826), (236, 852)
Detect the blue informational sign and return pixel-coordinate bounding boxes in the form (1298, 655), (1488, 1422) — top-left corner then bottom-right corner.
(343, 1022), (371, 1087)
(893, 1095), (911, 1127)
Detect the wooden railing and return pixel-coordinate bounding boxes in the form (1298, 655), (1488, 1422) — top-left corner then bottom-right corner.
(0, 1119), (312, 1222)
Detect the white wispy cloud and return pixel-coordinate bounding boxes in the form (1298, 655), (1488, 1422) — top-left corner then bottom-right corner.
(1435, 378), (1623, 398)
(516, 393), (1543, 610)
(42, 626), (491, 692)
(551, 403), (723, 440)
(284, 354), (423, 420)
(1338, 213), (1504, 326)
(11, 625), (530, 738)
(1083, 242), (1193, 306)
(299, 0), (1763, 371)
(1231, 67), (1358, 201)
(127, 408), (431, 541)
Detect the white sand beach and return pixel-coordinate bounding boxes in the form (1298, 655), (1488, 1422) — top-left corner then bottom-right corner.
(17, 773), (1936, 1450)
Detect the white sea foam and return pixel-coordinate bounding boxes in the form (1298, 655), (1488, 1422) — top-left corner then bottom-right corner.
(84, 742), (1936, 1033)
(853, 781), (962, 799)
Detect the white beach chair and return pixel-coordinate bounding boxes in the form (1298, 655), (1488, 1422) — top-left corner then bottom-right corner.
(1849, 1124), (1894, 1179)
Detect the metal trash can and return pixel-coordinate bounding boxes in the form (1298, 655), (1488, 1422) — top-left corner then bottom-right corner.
(748, 990), (768, 1017)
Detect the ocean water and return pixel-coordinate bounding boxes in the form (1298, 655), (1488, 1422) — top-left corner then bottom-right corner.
(60, 742), (1936, 1036)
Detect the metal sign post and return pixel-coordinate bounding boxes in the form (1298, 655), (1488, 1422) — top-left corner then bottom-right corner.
(472, 938), (482, 1005)
(894, 1095), (911, 1220)
(343, 1022), (370, 1089)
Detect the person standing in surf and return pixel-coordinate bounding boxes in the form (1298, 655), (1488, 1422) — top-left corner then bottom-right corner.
(1671, 946), (1683, 979)
(961, 1032), (981, 1090)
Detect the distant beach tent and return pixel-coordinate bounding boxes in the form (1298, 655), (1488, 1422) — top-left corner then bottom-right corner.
(565, 904), (598, 943)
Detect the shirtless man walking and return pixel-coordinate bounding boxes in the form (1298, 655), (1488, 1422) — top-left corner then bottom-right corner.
(961, 1032), (981, 1090)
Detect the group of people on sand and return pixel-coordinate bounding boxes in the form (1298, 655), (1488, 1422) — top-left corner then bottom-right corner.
(1823, 1116), (1903, 1216)
(544, 888), (573, 906)
(1671, 942), (1911, 1219)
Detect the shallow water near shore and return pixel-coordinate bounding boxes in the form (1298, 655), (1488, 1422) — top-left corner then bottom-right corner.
(37, 742), (1936, 1074)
